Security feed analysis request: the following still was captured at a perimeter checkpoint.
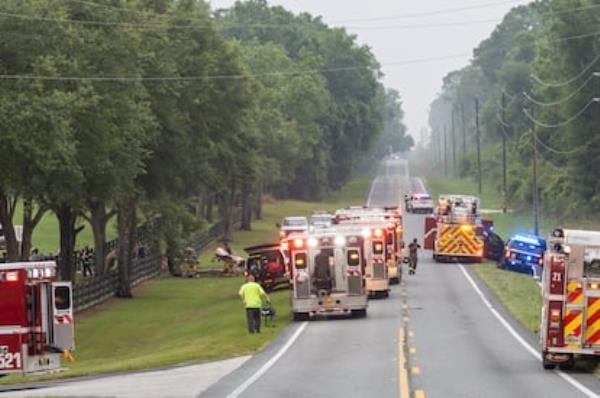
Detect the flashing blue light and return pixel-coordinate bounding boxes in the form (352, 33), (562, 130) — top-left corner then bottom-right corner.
(526, 255), (532, 261)
(513, 234), (541, 246)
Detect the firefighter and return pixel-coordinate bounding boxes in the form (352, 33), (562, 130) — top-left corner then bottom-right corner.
(313, 249), (332, 294)
(408, 238), (421, 275)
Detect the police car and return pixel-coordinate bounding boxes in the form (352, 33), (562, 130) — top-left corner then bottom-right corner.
(499, 233), (546, 275)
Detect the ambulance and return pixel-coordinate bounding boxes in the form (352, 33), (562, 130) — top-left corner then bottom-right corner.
(540, 229), (600, 369)
(425, 194), (484, 263)
(335, 207), (404, 285)
(0, 261), (74, 376)
(286, 229), (368, 320)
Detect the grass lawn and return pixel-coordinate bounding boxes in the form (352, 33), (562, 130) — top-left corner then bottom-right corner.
(2, 176), (372, 384)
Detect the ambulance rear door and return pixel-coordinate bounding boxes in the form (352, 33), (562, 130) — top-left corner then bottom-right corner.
(51, 282), (75, 351)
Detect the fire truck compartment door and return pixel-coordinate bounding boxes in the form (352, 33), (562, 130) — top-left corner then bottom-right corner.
(52, 282), (75, 351)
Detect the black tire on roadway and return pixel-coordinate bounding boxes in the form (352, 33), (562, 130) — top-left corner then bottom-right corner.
(293, 312), (309, 322)
(352, 309), (367, 318)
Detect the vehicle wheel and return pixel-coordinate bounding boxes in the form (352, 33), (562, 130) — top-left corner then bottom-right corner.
(293, 312), (309, 322)
(558, 356), (575, 370)
(542, 353), (556, 370)
(352, 309), (367, 318)
(382, 290), (390, 298)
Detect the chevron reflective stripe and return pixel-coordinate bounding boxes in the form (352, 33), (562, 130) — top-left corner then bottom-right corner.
(566, 281), (584, 305)
(563, 309), (583, 348)
(436, 225), (482, 255)
(585, 297), (600, 345)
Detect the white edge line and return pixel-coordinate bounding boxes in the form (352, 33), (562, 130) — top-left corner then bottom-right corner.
(226, 322), (308, 398)
(366, 177), (379, 206)
(457, 263), (599, 398)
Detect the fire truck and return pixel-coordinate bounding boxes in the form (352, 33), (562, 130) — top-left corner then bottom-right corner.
(286, 229), (368, 320)
(0, 261), (74, 376)
(540, 229), (600, 369)
(425, 194), (484, 263)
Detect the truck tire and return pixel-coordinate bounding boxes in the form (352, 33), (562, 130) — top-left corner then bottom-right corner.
(293, 312), (309, 322)
(542, 353), (556, 370)
(352, 309), (367, 318)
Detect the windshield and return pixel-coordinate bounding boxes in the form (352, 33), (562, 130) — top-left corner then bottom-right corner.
(283, 218), (307, 227)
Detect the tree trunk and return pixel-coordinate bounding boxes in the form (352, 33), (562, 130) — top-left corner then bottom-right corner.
(240, 182), (252, 231)
(0, 190), (18, 261)
(20, 198), (47, 261)
(223, 176), (236, 241)
(56, 204), (77, 281)
(254, 183), (263, 220)
(117, 198), (136, 298)
(89, 201), (113, 275)
(205, 193), (214, 223)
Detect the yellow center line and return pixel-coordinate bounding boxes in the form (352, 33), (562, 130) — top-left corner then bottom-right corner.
(409, 347), (417, 355)
(398, 328), (410, 398)
(411, 367), (421, 375)
(415, 389), (426, 398)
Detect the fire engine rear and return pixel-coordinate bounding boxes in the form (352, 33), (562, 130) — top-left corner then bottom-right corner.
(287, 230), (368, 320)
(541, 229), (600, 369)
(0, 261), (74, 376)
(425, 194), (484, 263)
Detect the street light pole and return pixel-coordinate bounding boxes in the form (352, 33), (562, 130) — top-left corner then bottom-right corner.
(530, 100), (540, 235)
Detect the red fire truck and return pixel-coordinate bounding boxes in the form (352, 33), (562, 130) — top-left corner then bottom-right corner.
(0, 261), (74, 376)
(541, 229), (600, 369)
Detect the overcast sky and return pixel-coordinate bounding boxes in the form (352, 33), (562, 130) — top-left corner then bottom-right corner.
(208, 0), (530, 143)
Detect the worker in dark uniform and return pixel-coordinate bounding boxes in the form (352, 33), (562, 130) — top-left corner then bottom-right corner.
(313, 249), (332, 294)
(408, 238), (421, 275)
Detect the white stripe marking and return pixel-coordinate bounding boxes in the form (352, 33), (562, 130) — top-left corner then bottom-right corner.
(226, 322), (308, 398)
(457, 264), (599, 398)
(366, 177), (379, 206)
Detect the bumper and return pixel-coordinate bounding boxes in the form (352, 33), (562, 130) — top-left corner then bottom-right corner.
(293, 294), (368, 315)
(502, 259), (535, 274)
(366, 278), (389, 292)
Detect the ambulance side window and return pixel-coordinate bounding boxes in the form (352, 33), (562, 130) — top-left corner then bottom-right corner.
(54, 286), (71, 311)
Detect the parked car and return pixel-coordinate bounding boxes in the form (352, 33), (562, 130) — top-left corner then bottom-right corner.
(278, 216), (309, 238)
(405, 193), (434, 214)
(309, 213), (333, 230)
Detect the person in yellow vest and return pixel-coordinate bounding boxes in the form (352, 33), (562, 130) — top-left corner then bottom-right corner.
(239, 274), (270, 334)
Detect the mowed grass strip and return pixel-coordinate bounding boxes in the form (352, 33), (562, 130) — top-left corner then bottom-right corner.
(474, 262), (542, 333)
(2, 176), (372, 384)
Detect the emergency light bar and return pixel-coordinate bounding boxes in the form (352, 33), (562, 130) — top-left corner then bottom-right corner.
(513, 234), (542, 246)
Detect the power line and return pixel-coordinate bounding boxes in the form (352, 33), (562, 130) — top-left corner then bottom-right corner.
(524, 72), (599, 106)
(522, 98), (600, 128)
(531, 52), (600, 88)
(0, 8), (503, 31)
(0, 53), (469, 82)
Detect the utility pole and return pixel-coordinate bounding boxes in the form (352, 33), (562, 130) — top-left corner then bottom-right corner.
(501, 92), (507, 214)
(475, 98), (482, 195)
(530, 100), (540, 235)
(443, 124), (448, 177)
(461, 103), (467, 155)
(451, 108), (457, 176)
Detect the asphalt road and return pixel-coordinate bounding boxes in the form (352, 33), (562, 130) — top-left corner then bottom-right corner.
(205, 158), (600, 398)
(6, 159), (600, 397)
